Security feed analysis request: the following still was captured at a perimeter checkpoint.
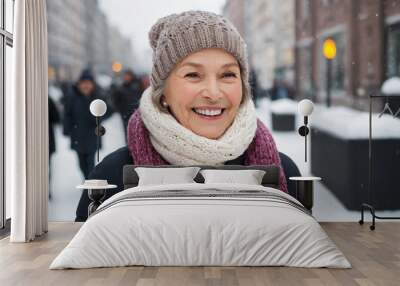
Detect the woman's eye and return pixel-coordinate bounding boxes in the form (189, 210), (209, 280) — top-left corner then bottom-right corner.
(223, 72), (237, 78)
(185, 72), (199, 78)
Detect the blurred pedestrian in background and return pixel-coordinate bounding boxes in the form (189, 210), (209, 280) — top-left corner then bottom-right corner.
(249, 68), (261, 107)
(63, 69), (111, 179)
(140, 74), (150, 90)
(269, 78), (294, 101)
(111, 69), (144, 140)
(48, 96), (60, 199)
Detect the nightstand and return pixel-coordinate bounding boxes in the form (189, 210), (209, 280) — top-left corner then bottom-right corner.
(289, 176), (321, 212)
(77, 180), (117, 217)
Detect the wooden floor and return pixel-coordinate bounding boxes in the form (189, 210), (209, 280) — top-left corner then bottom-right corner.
(0, 222), (399, 286)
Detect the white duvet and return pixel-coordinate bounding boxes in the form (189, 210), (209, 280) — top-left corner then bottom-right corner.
(50, 183), (351, 269)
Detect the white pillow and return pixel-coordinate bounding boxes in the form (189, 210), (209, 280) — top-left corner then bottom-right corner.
(200, 169), (266, 185)
(135, 167), (201, 186)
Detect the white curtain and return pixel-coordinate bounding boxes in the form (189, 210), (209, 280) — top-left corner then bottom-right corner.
(8, 0), (49, 242)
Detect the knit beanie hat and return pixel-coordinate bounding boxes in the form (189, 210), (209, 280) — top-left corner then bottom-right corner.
(148, 10), (250, 98)
(78, 69), (95, 82)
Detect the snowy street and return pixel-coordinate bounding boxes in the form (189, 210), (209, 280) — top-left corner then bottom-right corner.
(48, 99), (400, 222)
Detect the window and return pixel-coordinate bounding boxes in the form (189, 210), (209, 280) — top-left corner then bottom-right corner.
(386, 23), (400, 78)
(319, 32), (345, 98)
(330, 33), (345, 91)
(322, 0), (333, 6)
(299, 46), (313, 98)
(5, 0), (13, 33)
(1, 0), (14, 232)
(302, 0), (311, 19)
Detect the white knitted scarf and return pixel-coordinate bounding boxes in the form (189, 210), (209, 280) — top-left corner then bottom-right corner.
(139, 88), (257, 165)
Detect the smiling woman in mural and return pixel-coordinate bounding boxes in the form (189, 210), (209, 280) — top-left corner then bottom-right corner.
(76, 10), (290, 221)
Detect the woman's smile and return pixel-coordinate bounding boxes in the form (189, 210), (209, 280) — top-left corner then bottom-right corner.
(192, 107), (226, 120)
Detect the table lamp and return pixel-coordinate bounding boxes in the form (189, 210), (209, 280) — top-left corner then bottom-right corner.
(89, 99), (107, 164)
(298, 99), (314, 162)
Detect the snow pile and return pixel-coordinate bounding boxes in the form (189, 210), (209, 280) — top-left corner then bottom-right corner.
(269, 98), (298, 114)
(311, 105), (400, 139)
(381, 77), (400, 95)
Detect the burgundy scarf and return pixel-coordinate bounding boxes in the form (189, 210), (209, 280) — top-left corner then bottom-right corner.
(127, 110), (288, 193)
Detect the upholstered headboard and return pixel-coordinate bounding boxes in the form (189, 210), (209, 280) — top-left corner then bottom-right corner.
(123, 165), (280, 190)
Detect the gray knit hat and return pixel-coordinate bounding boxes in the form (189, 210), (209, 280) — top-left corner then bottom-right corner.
(149, 10), (250, 101)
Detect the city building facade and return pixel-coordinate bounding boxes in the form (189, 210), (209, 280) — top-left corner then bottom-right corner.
(47, 0), (85, 82)
(295, 0), (400, 109)
(224, 0), (295, 90)
(108, 26), (135, 75)
(47, 0), (134, 83)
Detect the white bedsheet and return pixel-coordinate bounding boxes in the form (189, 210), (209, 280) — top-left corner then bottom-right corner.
(50, 183), (351, 269)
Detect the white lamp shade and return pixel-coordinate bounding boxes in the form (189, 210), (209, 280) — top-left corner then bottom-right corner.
(298, 99), (314, 116)
(381, 77), (400, 95)
(90, 99), (107, 117)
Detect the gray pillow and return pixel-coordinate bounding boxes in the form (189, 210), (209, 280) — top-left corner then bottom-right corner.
(200, 169), (266, 185)
(135, 167), (201, 186)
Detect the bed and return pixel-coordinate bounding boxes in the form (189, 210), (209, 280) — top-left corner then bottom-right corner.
(50, 165), (350, 269)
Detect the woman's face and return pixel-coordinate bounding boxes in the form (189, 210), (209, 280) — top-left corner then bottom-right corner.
(163, 48), (243, 139)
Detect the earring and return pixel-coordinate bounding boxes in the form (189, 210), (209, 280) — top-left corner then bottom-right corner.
(161, 100), (168, 108)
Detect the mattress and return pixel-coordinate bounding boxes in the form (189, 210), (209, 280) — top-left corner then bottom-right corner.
(50, 183), (351, 269)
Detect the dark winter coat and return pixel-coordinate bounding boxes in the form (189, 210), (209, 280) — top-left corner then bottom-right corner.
(63, 85), (111, 154)
(49, 96), (60, 155)
(75, 147), (300, 222)
(111, 80), (142, 121)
